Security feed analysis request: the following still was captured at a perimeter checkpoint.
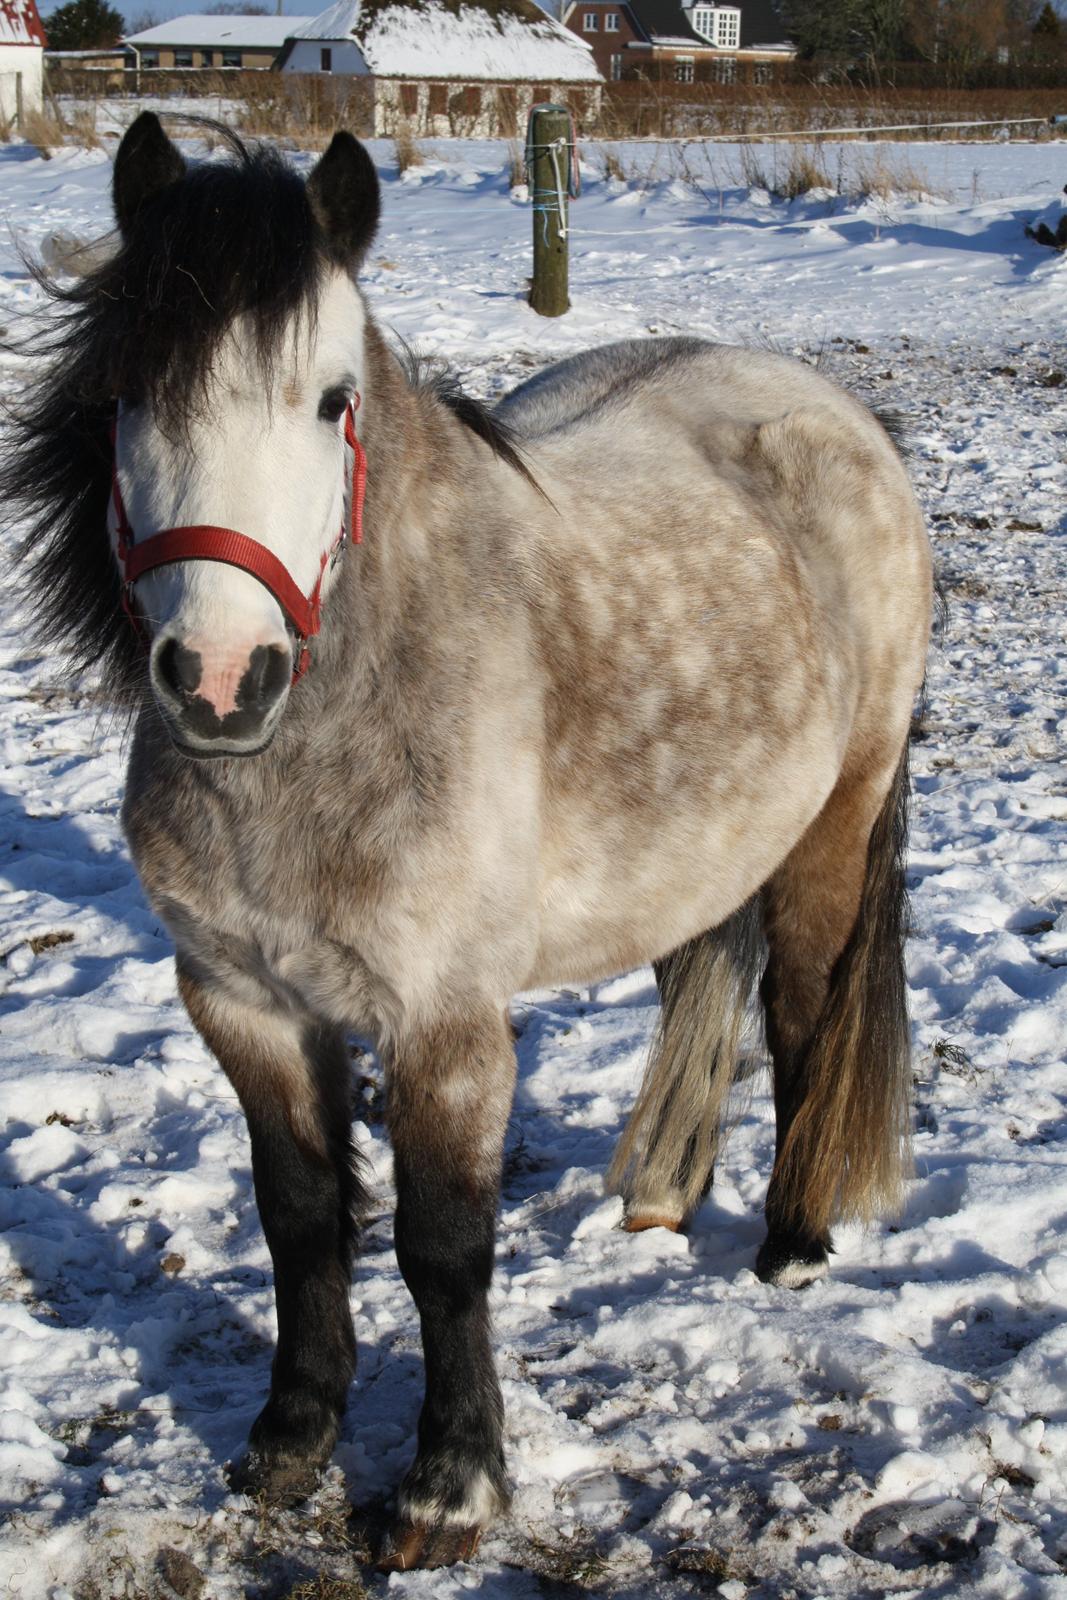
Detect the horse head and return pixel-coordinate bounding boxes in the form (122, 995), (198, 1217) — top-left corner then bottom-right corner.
(109, 114), (379, 757)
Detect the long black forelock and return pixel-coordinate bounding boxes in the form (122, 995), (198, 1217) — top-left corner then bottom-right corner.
(90, 135), (323, 430)
(0, 133), (334, 703)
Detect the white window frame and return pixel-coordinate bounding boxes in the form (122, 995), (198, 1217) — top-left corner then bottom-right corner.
(674, 55), (694, 82)
(605, 11), (619, 29)
(692, 7), (714, 41)
(713, 54), (735, 82)
(583, 11), (599, 30)
(610, 50), (623, 78)
(715, 7), (740, 48)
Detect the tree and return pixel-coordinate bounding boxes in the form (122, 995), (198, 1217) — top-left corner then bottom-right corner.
(43, 0), (124, 50)
(1033, 0), (1061, 35)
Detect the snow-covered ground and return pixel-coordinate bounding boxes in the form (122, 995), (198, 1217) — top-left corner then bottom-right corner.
(0, 131), (1065, 1599)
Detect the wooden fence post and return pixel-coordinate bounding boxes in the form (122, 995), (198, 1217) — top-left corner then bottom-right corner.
(528, 103), (571, 318)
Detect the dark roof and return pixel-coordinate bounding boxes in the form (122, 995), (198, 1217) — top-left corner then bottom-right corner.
(622, 0), (708, 48)
(615, 0), (790, 50)
(738, 0), (788, 47)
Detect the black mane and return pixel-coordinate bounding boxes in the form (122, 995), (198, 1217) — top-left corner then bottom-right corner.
(1, 135), (330, 701)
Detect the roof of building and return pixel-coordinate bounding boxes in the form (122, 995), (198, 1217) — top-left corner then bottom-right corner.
(124, 14), (314, 49)
(288, 0), (601, 80)
(0, 0), (46, 48)
(597, 0), (791, 52)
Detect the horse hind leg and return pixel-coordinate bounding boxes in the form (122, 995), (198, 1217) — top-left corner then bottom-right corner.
(606, 902), (764, 1232)
(757, 750), (912, 1288)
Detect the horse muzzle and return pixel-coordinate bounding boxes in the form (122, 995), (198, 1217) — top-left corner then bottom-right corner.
(150, 631), (293, 758)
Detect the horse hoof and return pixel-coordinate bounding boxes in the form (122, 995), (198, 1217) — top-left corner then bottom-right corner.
(378, 1520), (482, 1571)
(227, 1450), (323, 1507)
(623, 1211), (682, 1234)
(756, 1233), (829, 1288)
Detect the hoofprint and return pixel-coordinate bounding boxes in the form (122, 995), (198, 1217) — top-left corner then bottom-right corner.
(0, 128), (1062, 1600)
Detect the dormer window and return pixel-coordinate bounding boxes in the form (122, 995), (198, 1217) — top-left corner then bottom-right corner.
(691, 6), (740, 47)
(583, 11), (598, 30)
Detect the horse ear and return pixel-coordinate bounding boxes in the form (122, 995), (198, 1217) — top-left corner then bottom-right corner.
(113, 111), (186, 237)
(307, 131), (380, 270)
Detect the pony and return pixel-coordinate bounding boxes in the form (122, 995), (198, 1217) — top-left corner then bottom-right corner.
(2, 115), (932, 1570)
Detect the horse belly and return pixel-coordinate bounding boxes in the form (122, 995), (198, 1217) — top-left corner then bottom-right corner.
(530, 729), (841, 988)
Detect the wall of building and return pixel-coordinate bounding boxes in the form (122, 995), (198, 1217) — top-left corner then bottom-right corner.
(566, 4), (641, 80)
(0, 44), (42, 122)
(373, 77), (600, 137)
(280, 39), (369, 76)
(134, 46), (281, 70)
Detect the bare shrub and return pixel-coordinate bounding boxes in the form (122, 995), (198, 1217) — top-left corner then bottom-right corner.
(393, 120), (423, 174)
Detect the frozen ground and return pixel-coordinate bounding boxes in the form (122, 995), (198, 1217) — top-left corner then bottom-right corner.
(0, 132), (1064, 1599)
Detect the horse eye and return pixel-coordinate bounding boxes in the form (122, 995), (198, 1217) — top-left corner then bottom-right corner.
(318, 387), (350, 424)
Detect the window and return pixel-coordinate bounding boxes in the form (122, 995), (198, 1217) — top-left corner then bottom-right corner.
(610, 51), (623, 78)
(429, 83), (447, 114)
(220, 50), (241, 67)
(713, 54), (735, 82)
(674, 55), (694, 81)
(140, 50), (159, 67)
(605, 11), (619, 28)
(715, 7), (740, 47)
(201, 51), (213, 67)
(691, 5), (740, 47)
(173, 50), (193, 67)
(753, 61), (772, 84)
(401, 82), (418, 113)
(583, 12), (598, 30)
(320, 47), (332, 71)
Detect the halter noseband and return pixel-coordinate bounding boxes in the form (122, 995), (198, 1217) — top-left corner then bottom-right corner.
(110, 398), (367, 684)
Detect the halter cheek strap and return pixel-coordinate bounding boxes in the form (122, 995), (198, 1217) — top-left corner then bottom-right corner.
(111, 397), (367, 684)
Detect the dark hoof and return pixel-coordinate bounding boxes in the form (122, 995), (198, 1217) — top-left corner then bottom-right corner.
(757, 1230), (830, 1288)
(227, 1448), (324, 1507)
(378, 1520), (482, 1571)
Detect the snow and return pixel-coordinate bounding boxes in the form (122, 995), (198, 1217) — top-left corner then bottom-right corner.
(290, 0), (601, 81)
(0, 0), (45, 48)
(124, 13), (315, 48)
(0, 129), (1065, 1598)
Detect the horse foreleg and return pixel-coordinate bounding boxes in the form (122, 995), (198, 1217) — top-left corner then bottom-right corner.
(379, 1009), (515, 1570)
(178, 966), (364, 1502)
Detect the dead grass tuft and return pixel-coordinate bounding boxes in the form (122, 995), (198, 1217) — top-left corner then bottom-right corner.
(393, 120), (423, 174)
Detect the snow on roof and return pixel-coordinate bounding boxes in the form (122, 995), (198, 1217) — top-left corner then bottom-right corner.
(291, 0), (600, 81)
(0, 0), (46, 48)
(124, 14), (315, 49)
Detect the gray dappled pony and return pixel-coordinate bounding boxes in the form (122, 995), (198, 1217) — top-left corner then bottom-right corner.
(5, 114), (932, 1569)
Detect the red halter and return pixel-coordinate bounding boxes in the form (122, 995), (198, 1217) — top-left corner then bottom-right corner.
(110, 398), (367, 684)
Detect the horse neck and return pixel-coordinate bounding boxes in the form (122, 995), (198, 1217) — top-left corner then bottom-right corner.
(291, 319), (483, 709)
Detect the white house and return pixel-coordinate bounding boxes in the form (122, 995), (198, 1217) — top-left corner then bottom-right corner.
(277, 0), (601, 136)
(123, 15), (315, 72)
(0, 0), (46, 126)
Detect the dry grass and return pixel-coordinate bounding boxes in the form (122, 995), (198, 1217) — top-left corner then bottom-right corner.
(506, 138), (525, 190)
(393, 119), (423, 174)
(738, 142), (832, 199)
(22, 102), (100, 157)
(847, 148), (943, 201)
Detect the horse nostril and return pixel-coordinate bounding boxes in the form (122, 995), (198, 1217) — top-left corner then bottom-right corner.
(155, 637), (203, 699)
(245, 644), (292, 710)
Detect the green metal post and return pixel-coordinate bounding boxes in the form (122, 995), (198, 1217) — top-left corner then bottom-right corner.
(529, 104), (570, 318)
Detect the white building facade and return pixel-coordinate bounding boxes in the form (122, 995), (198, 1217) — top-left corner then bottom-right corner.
(0, 0), (46, 126)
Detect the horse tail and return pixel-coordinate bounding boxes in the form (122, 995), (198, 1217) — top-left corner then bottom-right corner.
(606, 899), (764, 1229)
(772, 748), (912, 1236)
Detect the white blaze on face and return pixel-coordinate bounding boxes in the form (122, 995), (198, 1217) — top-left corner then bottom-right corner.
(111, 270), (367, 706)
